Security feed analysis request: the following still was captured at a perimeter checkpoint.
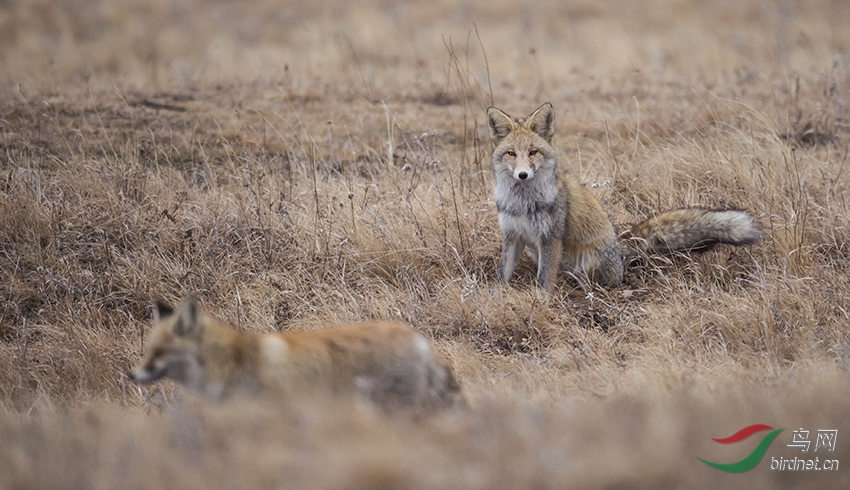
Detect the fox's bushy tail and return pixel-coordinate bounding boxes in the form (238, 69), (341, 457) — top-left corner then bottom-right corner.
(621, 208), (761, 259)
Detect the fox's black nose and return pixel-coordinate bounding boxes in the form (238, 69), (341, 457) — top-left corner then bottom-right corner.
(518, 172), (528, 180)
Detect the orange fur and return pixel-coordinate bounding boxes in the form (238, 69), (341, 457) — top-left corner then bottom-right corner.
(130, 297), (461, 409)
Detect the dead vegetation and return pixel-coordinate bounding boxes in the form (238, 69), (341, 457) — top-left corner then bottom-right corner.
(1, 0), (850, 488)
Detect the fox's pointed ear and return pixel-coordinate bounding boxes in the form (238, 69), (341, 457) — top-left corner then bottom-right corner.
(487, 107), (516, 145)
(154, 300), (174, 322)
(174, 296), (201, 336)
(526, 102), (555, 143)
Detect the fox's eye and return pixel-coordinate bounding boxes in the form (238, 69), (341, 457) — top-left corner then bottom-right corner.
(529, 149), (538, 156)
(506, 150), (516, 157)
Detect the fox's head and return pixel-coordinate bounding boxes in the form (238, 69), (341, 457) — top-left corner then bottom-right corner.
(129, 297), (205, 388)
(487, 102), (556, 182)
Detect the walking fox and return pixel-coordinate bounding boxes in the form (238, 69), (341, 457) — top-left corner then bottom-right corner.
(130, 297), (461, 409)
(487, 102), (760, 292)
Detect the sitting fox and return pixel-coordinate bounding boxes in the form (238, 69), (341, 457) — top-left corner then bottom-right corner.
(487, 102), (760, 292)
(130, 297), (461, 409)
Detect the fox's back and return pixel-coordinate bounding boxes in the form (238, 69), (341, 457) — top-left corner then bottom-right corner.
(559, 174), (617, 248)
(279, 322), (427, 369)
(263, 322), (459, 407)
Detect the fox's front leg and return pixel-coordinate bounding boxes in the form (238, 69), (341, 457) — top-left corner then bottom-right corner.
(496, 233), (524, 284)
(536, 238), (563, 293)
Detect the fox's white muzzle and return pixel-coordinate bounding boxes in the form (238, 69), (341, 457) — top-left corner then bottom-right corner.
(513, 168), (534, 181)
(129, 366), (166, 383)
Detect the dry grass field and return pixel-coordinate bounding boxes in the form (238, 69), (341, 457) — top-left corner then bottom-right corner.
(2, 0), (850, 487)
